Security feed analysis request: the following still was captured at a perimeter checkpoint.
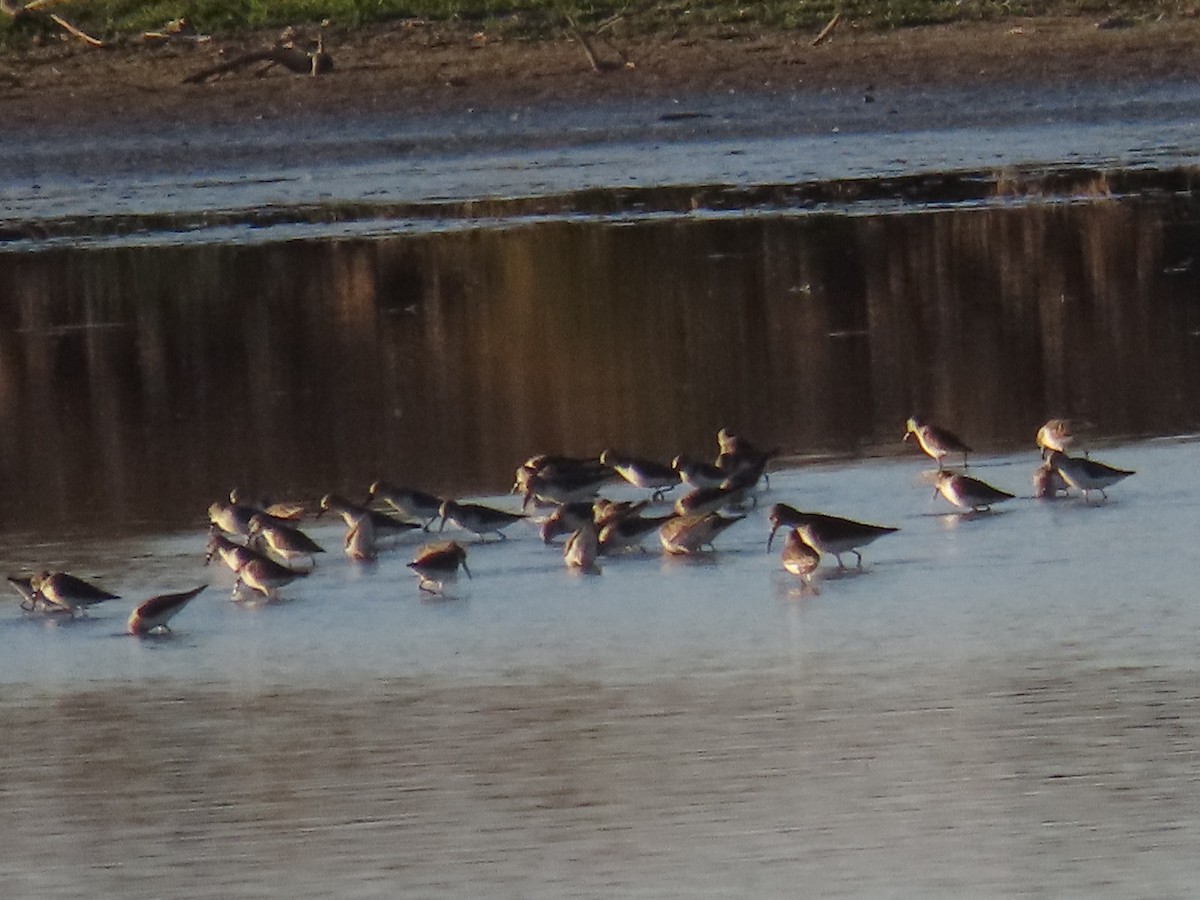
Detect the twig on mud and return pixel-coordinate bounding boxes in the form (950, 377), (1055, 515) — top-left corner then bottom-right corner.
(1, 0), (105, 47)
(811, 11), (841, 47)
(183, 33), (333, 84)
(565, 14), (630, 73)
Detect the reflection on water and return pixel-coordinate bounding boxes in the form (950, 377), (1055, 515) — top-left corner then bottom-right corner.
(2, 197), (1200, 538)
(2, 661), (1200, 898)
(3, 181), (1200, 894)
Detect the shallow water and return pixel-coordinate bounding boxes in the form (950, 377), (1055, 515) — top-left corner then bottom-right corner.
(5, 76), (1200, 894)
(1, 440), (1198, 897)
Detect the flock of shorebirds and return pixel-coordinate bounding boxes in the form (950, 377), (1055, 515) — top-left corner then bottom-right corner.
(6, 419), (1134, 636)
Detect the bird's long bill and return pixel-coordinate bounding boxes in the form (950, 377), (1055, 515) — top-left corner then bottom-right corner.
(766, 523), (781, 551)
(461, 560), (473, 580)
(902, 431), (912, 442)
(438, 514), (448, 533)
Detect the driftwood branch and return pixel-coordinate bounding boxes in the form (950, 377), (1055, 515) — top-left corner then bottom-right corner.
(183, 38), (333, 84)
(1, 0), (104, 46)
(811, 11), (841, 46)
(565, 14), (628, 73)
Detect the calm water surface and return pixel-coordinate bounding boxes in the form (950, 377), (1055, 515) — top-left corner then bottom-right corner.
(2, 441), (1200, 897)
(3, 185), (1200, 895)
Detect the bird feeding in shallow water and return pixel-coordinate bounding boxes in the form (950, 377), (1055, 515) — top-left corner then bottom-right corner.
(205, 530), (307, 601)
(599, 450), (679, 500)
(779, 528), (821, 583)
(658, 512), (745, 555)
(367, 481), (445, 530)
(127, 585), (206, 636)
(563, 520), (601, 574)
(30, 572), (119, 617)
(248, 513), (325, 569)
(904, 417), (972, 470)
(1032, 460), (1069, 499)
(933, 470), (1014, 513)
(766, 503), (898, 569)
(408, 541), (471, 593)
(438, 499), (526, 540)
(1047, 450), (1134, 502)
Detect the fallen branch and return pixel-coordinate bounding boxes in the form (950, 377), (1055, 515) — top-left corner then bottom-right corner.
(183, 38), (332, 84)
(811, 11), (840, 47)
(565, 14), (628, 73)
(1, 0), (105, 46)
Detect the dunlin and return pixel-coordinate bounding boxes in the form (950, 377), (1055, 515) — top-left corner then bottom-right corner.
(714, 428), (779, 487)
(904, 417), (972, 469)
(520, 465), (611, 509)
(344, 517), (378, 562)
(599, 450), (679, 500)
(766, 503), (898, 568)
(1048, 450), (1134, 502)
(934, 470), (1014, 512)
(539, 501), (596, 544)
(248, 513), (325, 568)
(658, 512), (745, 554)
(7, 575), (41, 611)
(367, 481), (445, 530)
(228, 488), (306, 521)
(207, 500), (258, 538)
(30, 572), (119, 617)
(408, 541), (471, 593)
(127, 585), (206, 636)
(1035, 419), (1075, 458)
(1032, 460), (1069, 499)
(206, 531), (306, 600)
(674, 476), (753, 518)
(671, 454), (727, 491)
(319, 494), (421, 542)
(563, 520), (602, 574)
(780, 528), (822, 582)
(513, 454), (610, 497)
(438, 499), (526, 540)
(598, 512), (679, 553)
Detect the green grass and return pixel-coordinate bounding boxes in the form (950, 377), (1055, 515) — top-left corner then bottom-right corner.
(0, 0), (1191, 50)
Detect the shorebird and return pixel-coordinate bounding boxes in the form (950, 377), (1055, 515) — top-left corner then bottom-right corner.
(513, 454), (610, 498)
(904, 417), (972, 469)
(7, 575), (42, 611)
(248, 513), (325, 568)
(1032, 460), (1069, 499)
(30, 572), (119, 617)
(408, 541), (471, 593)
(766, 503), (898, 568)
(127, 585), (206, 636)
(318, 494), (420, 542)
(934, 470), (1014, 512)
(344, 517), (378, 562)
(539, 501), (596, 544)
(779, 528), (822, 583)
(367, 481), (444, 530)
(520, 465), (611, 509)
(563, 520), (601, 574)
(208, 499), (259, 538)
(714, 428), (778, 488)
(598, 512), (679, 553)
(206, 531), (306, 600)
(1035, 418), (1076, 458)
(658, 512), (745, 554)
(1047, 450), (1134, 502)
(671, 454), (727, 491)
(228, 489), (306, 521)
(438, 499), (526, 540)
(674, 475), (754, 518)
(599, 450), (679, 500)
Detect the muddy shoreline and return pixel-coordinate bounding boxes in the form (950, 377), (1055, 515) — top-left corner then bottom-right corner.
(6, 17), (1200, 135)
